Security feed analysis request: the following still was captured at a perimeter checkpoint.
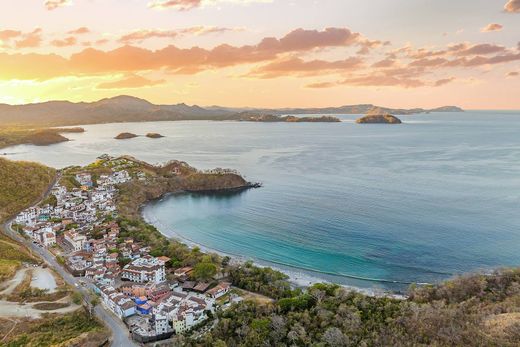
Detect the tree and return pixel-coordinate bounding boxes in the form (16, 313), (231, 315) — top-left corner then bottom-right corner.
(193, 262), (217, 282)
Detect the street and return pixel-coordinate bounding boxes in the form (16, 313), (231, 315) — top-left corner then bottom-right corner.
(0, 172), (138, 347)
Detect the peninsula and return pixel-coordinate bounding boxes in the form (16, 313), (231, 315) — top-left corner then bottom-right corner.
(0, 127), (85, 149)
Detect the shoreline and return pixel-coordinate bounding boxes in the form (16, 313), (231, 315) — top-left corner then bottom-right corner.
(141, 201), (405, 299)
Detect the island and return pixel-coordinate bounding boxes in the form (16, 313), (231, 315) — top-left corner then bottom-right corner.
(356, 113), (402, 124)
(238, 114), (341, 123)
(146, 133), (165, 138)
(114, 132), (139, 140)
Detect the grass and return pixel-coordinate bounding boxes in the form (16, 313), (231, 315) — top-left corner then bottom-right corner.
(0, 309), (109, 347)
(0, 236), (38, 282)
(0, 157), (56, 222)
(32, 302), (71, 311)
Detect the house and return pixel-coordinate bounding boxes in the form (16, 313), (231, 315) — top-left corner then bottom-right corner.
(64, 230), (87, 251)
(206, 282), (231, 299)
(174, 266), (193, 277)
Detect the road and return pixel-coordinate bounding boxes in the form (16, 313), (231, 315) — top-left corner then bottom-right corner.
(1, 173), (138, 347)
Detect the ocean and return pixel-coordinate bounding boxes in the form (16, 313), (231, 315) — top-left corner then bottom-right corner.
(5, 111), (520, 291)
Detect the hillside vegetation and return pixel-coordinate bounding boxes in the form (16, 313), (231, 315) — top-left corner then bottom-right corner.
(189, 269), (520, 347)
(0, 127), (84, 149)
(0, 309), (109, 347)
(0, 158), (56, 221)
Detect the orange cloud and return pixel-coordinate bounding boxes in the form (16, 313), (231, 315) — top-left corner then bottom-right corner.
(51, 36), (77, 47)
(96, 75), (166, 89)
(434, 77), (455, 87)
(119, 30), (179, 44)
(481, 23), (503, 32)
(504, 0), (520, 13)
(149, 0), (203, 11)
(339, 75), (426, 88)
(44, 0), (70, 10)
(14, 29), (43, 48)
(148, 0), (270, 11)
(0, 30), (22, 41)
(305, 82), (338, 89)
(248, 56), (363, 78)
(68, 27), (90, 35)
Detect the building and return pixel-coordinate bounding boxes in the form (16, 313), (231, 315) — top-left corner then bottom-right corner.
(206, 282), (231, 299)
(64, 230), (87, 251)
(121, 256), (167, 284)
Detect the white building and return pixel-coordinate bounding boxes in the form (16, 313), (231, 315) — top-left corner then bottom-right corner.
(121, 256), (167, 284)
(64, 230), (87, 251)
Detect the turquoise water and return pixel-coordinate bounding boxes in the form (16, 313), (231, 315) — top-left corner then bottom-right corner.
(5, 111), (520, 291)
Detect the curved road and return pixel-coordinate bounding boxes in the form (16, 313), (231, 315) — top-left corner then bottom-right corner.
(1, 173), (137, 347)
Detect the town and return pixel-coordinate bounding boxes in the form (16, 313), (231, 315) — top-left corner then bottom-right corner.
(13, 155), (235, 343)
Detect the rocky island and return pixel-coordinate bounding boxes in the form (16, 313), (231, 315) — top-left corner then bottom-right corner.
(114, 132), (139, 140)
(146, 133), (165, 138)
(356, 114), (402, 124)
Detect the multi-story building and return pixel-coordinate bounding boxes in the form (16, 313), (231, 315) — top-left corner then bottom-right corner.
(121, 256), (168, 284)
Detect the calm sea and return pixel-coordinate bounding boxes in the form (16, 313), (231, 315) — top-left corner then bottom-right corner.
(5, 111), (520, 291)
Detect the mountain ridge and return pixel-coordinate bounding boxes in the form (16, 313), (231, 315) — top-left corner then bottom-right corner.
(0, 95), (463, 127)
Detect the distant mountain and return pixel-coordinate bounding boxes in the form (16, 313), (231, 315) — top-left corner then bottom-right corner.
(206, 104), (464, 115)
(0, 95), (463, 127)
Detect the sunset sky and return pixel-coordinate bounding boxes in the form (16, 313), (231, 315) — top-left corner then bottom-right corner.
(0, 0), (519, 109)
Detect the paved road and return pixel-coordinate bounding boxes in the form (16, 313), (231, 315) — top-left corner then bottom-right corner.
(1, 174), (138, 347)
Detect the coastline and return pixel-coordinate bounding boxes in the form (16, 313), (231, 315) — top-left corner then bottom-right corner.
(141, 200), (405, 298)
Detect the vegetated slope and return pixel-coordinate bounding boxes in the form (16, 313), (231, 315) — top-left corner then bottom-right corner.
(0, 127), (84, 149)
(0, 157), (56, 221)
(193, 269), (520, 347)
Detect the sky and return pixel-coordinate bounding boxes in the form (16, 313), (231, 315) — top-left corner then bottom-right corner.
(0, 0), (519, 109)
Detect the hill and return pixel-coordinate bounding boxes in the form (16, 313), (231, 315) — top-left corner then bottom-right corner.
(0, 95), (463, 127)
(0, 158), (56, 221)
(195, 269), (520, 346)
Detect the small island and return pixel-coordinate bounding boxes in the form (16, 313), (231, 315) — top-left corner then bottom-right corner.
(114, 132), (138, 140)
(146, 133), (165, 139)
(356, 114), (402, 124)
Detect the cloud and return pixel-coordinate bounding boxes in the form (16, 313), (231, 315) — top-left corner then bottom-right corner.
(338, 75), (426, 88)
(68, 27), (90, 35)
(434, 77), (455, 86)
(44, 0), (70, 10)
(14, 29), (43, 48)
(247, 56), (363, 78)
(305, 82), (338, 89)
(481, 23), (503, 32)
(149, 0), (203, 10)
(119, 30), (179, 44)
(506, 71), (519, 77)
(0, 27), (362, 80)
(0, 30), (22, 41)
(148, 0), (271, 11)
(96, 75), (166, 89)
(51, 36), (77, 47)
(504, 0), (520, 13)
